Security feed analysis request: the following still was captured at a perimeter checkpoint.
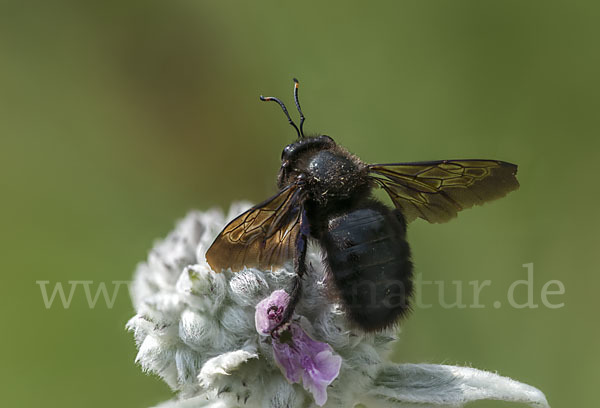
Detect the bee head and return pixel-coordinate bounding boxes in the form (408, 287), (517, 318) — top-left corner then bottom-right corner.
(278, 135), (336, 188)
(260, 79), (342, 188)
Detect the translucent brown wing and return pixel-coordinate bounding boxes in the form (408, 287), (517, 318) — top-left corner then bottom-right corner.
(205, 184), (304, 272)
(369, 159), (519, 224)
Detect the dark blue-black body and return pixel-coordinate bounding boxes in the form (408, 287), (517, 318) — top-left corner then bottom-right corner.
(322, 203), (412, 330)
(279, 135), (414, 331)
(206, 79), (519, 334)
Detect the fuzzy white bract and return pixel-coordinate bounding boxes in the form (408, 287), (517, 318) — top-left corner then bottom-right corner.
(127, 203), (550, 408)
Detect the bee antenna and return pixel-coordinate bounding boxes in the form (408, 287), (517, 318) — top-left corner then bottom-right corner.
(293, 78), (306, 138)
(259, 95), (302, 139)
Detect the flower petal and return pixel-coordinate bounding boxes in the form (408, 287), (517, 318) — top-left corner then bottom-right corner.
(298, 349), (342, 406)
(270, 323), (342, 406)
(365, 363), (550, 407)
(312, 350), (342, 383)
(272, 341), (303, 383)
(254, 289), (290, 334)
(301, 371), (329, 406)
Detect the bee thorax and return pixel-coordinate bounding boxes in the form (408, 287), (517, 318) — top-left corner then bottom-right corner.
(304, 150), (368, 203)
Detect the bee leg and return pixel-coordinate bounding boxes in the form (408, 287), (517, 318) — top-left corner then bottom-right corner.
(271, 210), (309, 337)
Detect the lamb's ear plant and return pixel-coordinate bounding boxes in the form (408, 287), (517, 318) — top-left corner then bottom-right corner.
(127, 204), (550, 408)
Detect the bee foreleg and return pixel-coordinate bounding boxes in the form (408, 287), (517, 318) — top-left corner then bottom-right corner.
(271, 209), (309, 337)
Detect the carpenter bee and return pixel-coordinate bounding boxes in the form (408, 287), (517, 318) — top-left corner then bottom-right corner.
(206, 79), (519, 333)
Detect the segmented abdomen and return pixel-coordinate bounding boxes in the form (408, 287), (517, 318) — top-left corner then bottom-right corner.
(322, 202), (413, 331)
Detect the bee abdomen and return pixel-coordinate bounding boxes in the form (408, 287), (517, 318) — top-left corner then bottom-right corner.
(322, 203), (413, 331)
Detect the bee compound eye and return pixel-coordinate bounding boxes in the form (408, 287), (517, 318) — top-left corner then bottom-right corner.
(281, 144), (294, 160)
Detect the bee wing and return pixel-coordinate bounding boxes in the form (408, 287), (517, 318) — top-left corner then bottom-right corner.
(205, 184), (304, 272)
(368, 159), (519, 224)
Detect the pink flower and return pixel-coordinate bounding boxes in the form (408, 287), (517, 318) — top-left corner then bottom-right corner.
(255, 289), (291, 334)
(255, 290), (342, 406)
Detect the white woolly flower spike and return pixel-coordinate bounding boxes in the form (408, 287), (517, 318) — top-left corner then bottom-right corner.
(127, 203), (550, 408)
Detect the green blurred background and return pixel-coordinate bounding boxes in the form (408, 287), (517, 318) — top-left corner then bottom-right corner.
(1, 0), (597, 407)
